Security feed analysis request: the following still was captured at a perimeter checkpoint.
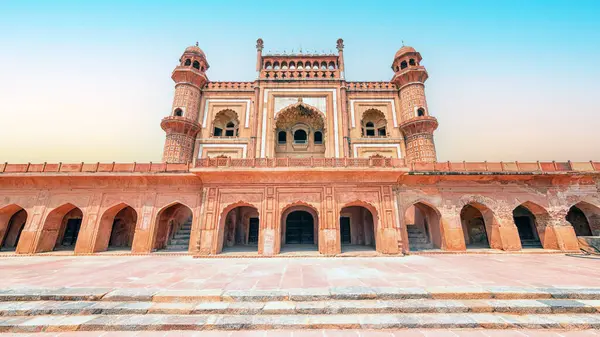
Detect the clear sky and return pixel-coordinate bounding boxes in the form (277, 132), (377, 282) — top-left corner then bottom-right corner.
(0, 0), (599, 162)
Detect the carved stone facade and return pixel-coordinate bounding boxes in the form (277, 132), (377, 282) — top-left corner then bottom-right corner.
(0, 40), (599, 256)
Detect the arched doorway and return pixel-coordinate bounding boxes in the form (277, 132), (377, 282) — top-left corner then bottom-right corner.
(339, 205), (376, 252)
(460, 204), (491, 248)
(218, 205), (259, 254)
(512, 204), (543, 248)
(95, 204), (137, 252)
(154, 203), (193, 252)
(566, 202), (599, 236)
(403, 202), (441, 251)
(285, 211), (314, 244)
(38, 203), (83, 252)
(281, 205), (318, 253)
(0, 205), (27, 252)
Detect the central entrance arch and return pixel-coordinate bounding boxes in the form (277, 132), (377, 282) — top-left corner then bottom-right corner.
(285, 211), (314, 244)
(280, 204), (319, 253)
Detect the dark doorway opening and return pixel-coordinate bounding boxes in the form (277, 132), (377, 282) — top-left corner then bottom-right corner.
(340, 217), (351, 244)
(61, 219), (81, 247)
(248, 217), (259, 244)
(285, 211), (314, 244)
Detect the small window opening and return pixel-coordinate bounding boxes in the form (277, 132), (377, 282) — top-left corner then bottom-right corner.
(400, 61), (408, 69)
(225, 122), (236, 137)
(278, 131), (287, 144)
(378, 127), (386, 136)
(293, 129), (307, 144)
(174, 108), (183, 117)
(184, 59), (191, 66)
(193, 61), (200, 69)
(409, 59), (416, 66)
(213, 127), (223, 137)
(417, 108), (425, 117)
(314, 131), (323, 144)
(365, 122), (375, 137)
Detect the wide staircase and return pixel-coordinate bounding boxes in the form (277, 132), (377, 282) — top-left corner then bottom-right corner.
(164, 217), (192, 251)
(407, 225), (434, 250)
(0, 287), (599, 332)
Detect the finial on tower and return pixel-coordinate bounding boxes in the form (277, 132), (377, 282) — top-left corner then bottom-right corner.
(336, 38), (344, 51)
(195, 41), (199, 47)
(256, 38), (264, 51)
(401, 40), (404, 46)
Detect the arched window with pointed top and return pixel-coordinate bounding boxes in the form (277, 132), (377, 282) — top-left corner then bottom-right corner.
(184, 59), (191, 66)
(400, 60), (408, 69)
(193, 61), (200, 70)
(212, 109), (239, 138)
(265, 61), (272, 70)
(320, 61), (327, 70)
(361, 109), (388, 137)
(409, 59), (416, 66)
(328, 61), (335, 70)
(297, 61), (304, 69)
(417, 108), (425, 117)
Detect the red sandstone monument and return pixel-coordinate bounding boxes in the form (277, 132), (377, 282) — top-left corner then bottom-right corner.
(1, 39), (598, 256)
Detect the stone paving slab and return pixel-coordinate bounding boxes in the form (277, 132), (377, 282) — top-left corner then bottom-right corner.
(1, 313), (600, 332)
(1, 255), (600, 292)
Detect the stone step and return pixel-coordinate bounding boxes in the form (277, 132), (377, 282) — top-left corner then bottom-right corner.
(0, 299), (598, 316)
(1, 313), (599, 332)
(163, 246), (189, 251)
(168, 239), (191, 245)
(3, 287), (600, 302)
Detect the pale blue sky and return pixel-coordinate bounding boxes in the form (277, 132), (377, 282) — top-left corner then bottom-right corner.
(0, 0), (599, 162)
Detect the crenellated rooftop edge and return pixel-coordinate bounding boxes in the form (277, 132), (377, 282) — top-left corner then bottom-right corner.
(0, 160), (598, 175)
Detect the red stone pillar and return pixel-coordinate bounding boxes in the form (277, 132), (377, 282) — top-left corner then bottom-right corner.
(377, 186), (400, 254)
(131, 194), (157, 254)
(439, 208), (467, 251)
(493, 211), (523, 251)
(198, 187), (218, 255)
(259, 187), (277, 256)
(546, 209), (580, 251)
(319, 187), (340, 255)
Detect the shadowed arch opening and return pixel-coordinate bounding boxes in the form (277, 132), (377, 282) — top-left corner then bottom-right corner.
(94, 203), (137, 252)
(404, 202), (442, 251)
(460, 204), (491, 248)
(217, 203), (260, 254)
(339, 202), (377, 253)
(280, 204), (318, 253)
(566, 201), (599, 236)
(513, 202), (547, 248)
(153, 203), (192, 252)
(0, 205), (27, 252)
(38, 203), (82, 252)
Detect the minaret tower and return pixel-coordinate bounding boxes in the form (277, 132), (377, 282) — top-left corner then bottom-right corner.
(161, 43), (209, 163)
(392, 46), (439, 163)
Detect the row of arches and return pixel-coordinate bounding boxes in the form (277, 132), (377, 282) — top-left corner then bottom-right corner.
(265, 60), (336, 71)
(182, 59), (205, 72)
(217, 202), (377, 254)
(405, 200), (599, 252)
(0, 202), (193, 254)
(395, 58), (418, 72)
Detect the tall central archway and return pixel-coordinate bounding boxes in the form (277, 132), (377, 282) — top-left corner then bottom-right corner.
(280, 204), (319, 252)
(339, 203), (377, 252)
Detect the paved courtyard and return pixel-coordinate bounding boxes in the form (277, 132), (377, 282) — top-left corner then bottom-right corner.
(1, 254), (599, 290)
